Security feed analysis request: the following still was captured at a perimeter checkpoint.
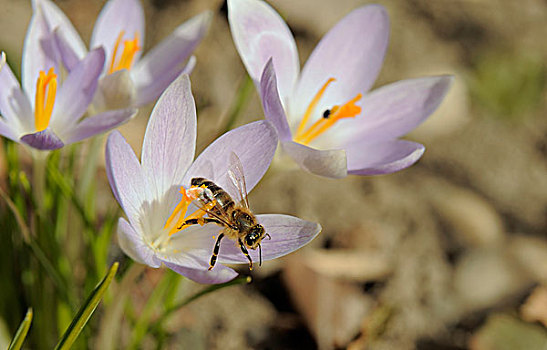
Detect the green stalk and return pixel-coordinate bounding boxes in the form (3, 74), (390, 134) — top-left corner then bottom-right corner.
(8, 308), (33, 350)
(150, 275), (251, 336)
(54, 262), (119, 350)
(223, 74), (254, 133)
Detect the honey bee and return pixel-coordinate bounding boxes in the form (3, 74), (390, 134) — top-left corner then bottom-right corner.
(177, 153), (270, 271)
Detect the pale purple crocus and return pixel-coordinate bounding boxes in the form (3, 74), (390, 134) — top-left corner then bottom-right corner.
(0, 6), (136, 151)
(36, 0), (211, 112)
(228, 0), (453, 178)
(106, 73), (321, 284)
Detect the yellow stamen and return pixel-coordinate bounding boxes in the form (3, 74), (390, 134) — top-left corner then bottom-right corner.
(293, 77), (363, 145)
(297, 93), (362, 145)
(164, 186), (216, 236)
(295, 78), (336, 138)
(108, 31), (140, 74)
(34, 68), (57, 132)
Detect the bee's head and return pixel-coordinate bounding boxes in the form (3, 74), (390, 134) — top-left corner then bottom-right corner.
(244, 224), (265, 249)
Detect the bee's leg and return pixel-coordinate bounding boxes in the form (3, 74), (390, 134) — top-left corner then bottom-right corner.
(208, 233), (225, 270)
(238, 239), (253, 271)
(177, 217), (224, 230)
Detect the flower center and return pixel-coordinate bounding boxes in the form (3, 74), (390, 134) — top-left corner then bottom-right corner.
(34, 68), (57, 132)
(108, 31), (140, 74)
(293, 78), (362, 145)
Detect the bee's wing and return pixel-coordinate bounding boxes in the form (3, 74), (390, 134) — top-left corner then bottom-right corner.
(190, 195), (233, 228)
(227, 152), (250, 209)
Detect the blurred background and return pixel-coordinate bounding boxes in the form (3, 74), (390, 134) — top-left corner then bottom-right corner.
(0, 0), (546, 349)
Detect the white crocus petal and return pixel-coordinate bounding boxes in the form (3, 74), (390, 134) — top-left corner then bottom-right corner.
(141, 74), (196, 205)
(131, 12), (212, 106)
(105, 130), (149, 231)
(217, 214), (321, 264)
(92, 69), (136, 112)
(290, 5), (390, 125)
(281, 141), (347, 179)
(22, 4), (60, 106)
(334, 76), (455, 145)
(90, 0), (145, 72)
(162, 255), (238, 284)
(0, 58), (34, 134)
(117, 217), (161, 267)
(0, 119), (20, 142)
(346, 139), (425, 175)
(228, 0), (299, 104)
(184, 120), (278, 193)
(34, 0), (87, 60)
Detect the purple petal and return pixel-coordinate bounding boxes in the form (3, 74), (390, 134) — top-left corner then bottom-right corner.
(281, 141), (347, 178)
(92, 69), (136, 112)
(52, 28), (82, 72)
(90, 0), (145, 72)
(117, 217), (161, 267)
(184, 120), (278, 193)
(346, 139), (425, 175)
(20, 128), (64, 150)
(50, 48), (105, 128)
(61, 108), (136, 144)
(259, 59), (292, 141)
(35, 0), (87, 62)
(162, 254), (238, 284)
(105, 130), (147, 228)
(228, 0), (299, 103)
(336, 76), (454, 144)
(132, 12), (211, 106)
(291, 5), (389, 123)
(22, 5), (61, 105)
(217, 214), (321, 264)
(141, 74), (196, 203)
(0, 58), (33, 133)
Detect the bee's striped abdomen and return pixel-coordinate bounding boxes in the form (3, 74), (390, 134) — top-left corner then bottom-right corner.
(191, 177), (235, 214)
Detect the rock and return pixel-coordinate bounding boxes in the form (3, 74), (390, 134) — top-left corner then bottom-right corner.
(283, 252), (374, 350)
(428, 180), (506, 247)
(509, 235), (547, 284)
(454, 248), (530, 310)
(520, 286), (547, 327)
(469, 314), (547, 350)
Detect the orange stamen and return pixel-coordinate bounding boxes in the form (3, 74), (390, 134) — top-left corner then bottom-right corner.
(164, 186), (216, 236)
(295, 78), (336, 138)
(108, 31), (140, 74)
(297, 93), (362, 145)
(34, 68), (57, 132)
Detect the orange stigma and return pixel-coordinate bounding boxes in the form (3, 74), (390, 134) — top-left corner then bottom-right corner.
(108, 31), (140, 74)
(34, 68), (57, 132)
(293, 78), (362, 145)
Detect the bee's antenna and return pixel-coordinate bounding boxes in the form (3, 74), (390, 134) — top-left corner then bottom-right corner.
(265, 233), (271, 240)
(259, 243), (263, 266)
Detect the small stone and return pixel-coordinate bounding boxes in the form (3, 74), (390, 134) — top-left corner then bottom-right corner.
(429, 181), (505, 247)
(454, 248), (530, 310)
(521, 286), (547, 327)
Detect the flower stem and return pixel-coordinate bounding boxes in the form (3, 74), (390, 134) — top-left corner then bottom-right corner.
(222, 74), (254, 133)
(31, 150), (48, 214)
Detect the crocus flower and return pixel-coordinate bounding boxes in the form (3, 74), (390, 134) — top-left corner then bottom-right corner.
(106, 73), (321, 284)
(228, 0), (453, 178)
(0, 6), (135, 150)
(37, 0), (211, 111)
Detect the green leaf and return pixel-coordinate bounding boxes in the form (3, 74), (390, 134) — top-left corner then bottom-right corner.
(54, 262), (119, 350)
(8, 308), (33, 350)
